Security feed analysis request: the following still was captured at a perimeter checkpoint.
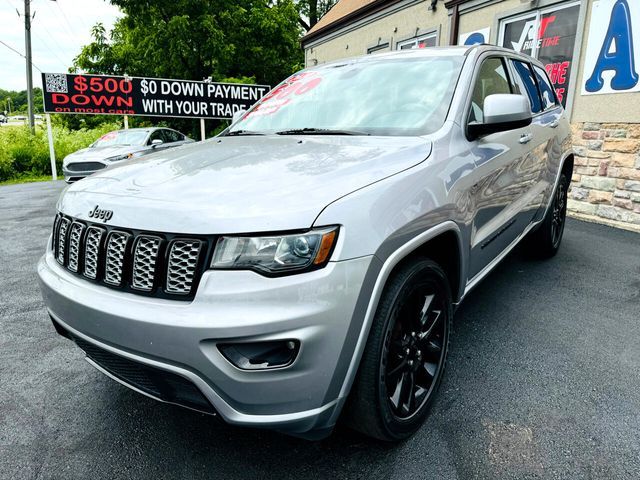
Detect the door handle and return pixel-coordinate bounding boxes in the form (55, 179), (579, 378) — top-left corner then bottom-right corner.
(549, 120), (560, 128)
(519, 133), (533, 144)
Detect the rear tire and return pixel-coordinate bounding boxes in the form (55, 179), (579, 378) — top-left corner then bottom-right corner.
(526, 173), (569, 258)
(345, 258), (452, 441)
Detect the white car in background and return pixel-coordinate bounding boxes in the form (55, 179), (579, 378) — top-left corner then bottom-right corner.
(62, 127), (194, 182)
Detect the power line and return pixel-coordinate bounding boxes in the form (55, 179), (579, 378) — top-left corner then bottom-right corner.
(0, 39), (42, 72)
(0, 38), (23, 57)
(30, 9), (71, 67)
(42, 0), (78, 41)
(9, 0), (74, 71)
(31, 27), (67, 66)
(7, 0), (75, 75)
(55, 0), (86, 37)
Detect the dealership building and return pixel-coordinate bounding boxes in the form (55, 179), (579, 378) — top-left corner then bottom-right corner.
(301, 0), (640, 231)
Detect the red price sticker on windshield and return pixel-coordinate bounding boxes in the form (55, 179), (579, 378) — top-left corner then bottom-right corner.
(248, 72), (323, 117)
(100, 132), (117, 140)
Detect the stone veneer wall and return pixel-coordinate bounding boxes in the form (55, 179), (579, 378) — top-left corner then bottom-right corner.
(568, 122), (640, 232)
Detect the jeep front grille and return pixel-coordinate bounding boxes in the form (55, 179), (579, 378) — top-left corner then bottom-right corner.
(104, 231), (131, 286)
(67, 222), (85, 272)
(132, 236), (161, 291)
(166, 240), (202, 294)
(52, 214), (209, 299)
(56, 217), (70, 264)
(84, 227), (104, 280)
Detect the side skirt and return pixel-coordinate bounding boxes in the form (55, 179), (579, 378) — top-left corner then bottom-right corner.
(459, 219), (540, 303)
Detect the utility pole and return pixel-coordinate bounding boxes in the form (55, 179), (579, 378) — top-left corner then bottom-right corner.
(24, 0), (35, 134)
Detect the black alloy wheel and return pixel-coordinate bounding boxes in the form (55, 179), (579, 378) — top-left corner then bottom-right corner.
(345, 258), (452, 441)
(383, 285), (447, 420)
(550, 175), (567, 249)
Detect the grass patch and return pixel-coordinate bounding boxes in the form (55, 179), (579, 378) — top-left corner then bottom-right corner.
(0, 174), (53, 186)
(0, 122), (120, 183)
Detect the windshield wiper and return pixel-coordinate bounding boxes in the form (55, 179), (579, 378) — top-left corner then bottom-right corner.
(226, 130), (265, 136)
(275, 128), (369, 136)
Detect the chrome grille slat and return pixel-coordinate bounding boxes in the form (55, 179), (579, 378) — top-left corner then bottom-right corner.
(52, 214), (61, 250)
(67, 222), (86, 272)
(56, 218), (70, 264)
(52, 214), (207, 298)
(83, 227), (105, 280)
(104, 231), (130, 286)
(166, 240), (202, 295)
(132, 236), (161, 291)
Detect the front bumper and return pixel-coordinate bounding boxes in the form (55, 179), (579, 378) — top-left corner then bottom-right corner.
(37, 249), (374, 435)
(62, 163), (107, 182)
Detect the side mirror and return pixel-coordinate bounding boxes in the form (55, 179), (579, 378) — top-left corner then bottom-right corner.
(151, 138), (164, 147)
(232, 109), (246, 124)
(468, 94), (532, 140)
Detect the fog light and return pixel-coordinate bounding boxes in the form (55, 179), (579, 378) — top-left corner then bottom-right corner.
(219, 340), (299, 370)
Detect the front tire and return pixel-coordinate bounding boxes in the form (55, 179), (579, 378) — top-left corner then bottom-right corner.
(345, 258), (452, 441)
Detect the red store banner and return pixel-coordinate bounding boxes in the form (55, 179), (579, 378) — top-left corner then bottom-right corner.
(500, 2), (580, 107)
(42, 73), (270, 120)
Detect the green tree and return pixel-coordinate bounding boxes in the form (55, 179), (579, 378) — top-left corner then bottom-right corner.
(1, 88), (44, 115)
(71, 0), (304, 136)
(298, 0), (336, 30)
(74, 0), (303, 87)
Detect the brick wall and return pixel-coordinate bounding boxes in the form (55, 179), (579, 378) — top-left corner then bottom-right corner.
(568, 122), (640, 232)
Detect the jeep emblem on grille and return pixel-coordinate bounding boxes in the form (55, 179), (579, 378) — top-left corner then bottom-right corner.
(88, 205), (113, 223)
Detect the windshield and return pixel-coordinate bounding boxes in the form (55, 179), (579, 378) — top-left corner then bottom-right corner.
(229, 55), (465, 136)
(92, 130), (148, 147)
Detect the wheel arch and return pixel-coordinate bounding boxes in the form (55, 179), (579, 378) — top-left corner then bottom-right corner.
(561, 152), (574, 180)
(387, 229), (464, 305)
(336, 221), (466, 402)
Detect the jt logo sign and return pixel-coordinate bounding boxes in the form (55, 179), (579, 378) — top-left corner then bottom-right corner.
(583, 0), (640, 95)
(511, 16), (557, 53)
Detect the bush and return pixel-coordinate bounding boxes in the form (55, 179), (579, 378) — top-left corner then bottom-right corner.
(0, 122), (121, 182)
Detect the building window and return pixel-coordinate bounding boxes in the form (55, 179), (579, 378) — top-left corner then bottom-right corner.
(498, 1), (580, 107)
(396, 32), (437, 50)
(367, 43), (390, 54)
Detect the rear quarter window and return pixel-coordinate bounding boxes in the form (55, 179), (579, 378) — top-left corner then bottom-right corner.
(162, 129), (180, 143)
(511, 60), (542, 115)
(533, 65), (559, 111)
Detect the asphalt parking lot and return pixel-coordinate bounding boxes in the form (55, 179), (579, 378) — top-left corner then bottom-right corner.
(1, 180), (639, 480)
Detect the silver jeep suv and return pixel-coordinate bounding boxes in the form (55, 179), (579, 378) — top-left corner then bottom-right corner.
(38, 46), (573, 441)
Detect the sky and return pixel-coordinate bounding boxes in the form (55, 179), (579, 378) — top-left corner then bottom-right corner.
(0, 0), (121, 92)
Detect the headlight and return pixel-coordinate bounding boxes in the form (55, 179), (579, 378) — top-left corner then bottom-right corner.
(211, 227), (338, 275)
(104, 153), (133, 162)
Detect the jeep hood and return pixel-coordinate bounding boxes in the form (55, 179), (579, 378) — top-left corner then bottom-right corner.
(58, 135), (431, 233)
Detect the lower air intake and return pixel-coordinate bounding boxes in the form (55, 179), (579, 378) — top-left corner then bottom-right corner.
(72, 334), (215, 414)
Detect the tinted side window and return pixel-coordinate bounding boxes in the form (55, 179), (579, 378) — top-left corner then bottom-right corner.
(511, 60), (542, 114)
(469, 58), (512, 124)
(162, 129), (180, 143)
(148, 130), (164, 144)
(533, 65), (558, 110)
